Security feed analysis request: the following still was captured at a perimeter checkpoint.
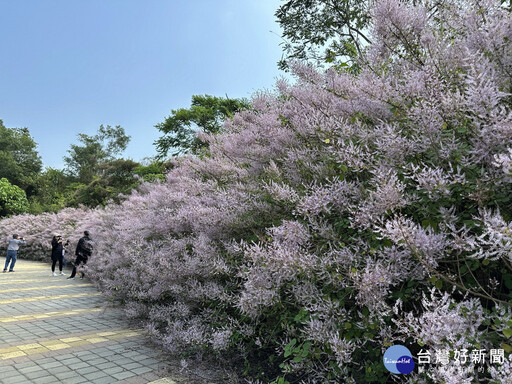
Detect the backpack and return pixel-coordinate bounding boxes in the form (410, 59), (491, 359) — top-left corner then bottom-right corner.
(82, 237), (94, 256)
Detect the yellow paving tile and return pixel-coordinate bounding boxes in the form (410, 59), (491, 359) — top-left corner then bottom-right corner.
(24, 347), (49, 354)
(33, 314), (51, 319)
(0, 347), (21, 353)
(59, 337), (83, 343)
(0, 351), (26, 359)
(0, 292), (101, 304)
(0, 308), (102, 323)
(17, 343), (42, 351)
(96, 331), (118, 336)
(40, 340), (67, 346)
(0, 269), (48, 273)
(0, 279), (51, 285)
(0, 284), (92, 293)
(67, 340), (90, 347)
(0, 329), (142, 360)
(46, 343), (71, 351)
(84, 337), (109, 343)
(0, 258), (156, 377)
(0, 271), (56, 275)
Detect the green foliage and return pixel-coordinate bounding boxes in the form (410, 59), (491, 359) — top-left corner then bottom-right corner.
(0, 178), (29, 217)
(64, 159), (141, 207)
(0, 120), (42, 192)
(28, 168), (70, 213)
(66, 179), (108, 207)
(64, 125), (130, 184)
(275, 0), (373, 70)
(98, 159), (139, 191)
(61, 125), (138, 207)
(134, 161), (167, 182)
(0, 120), (164, 212)
(154, 94), (250, 158)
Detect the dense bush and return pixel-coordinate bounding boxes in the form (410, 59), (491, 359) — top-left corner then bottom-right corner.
(2, 0), (512, 382)
(0, 178), (29, 217)
(0, 207), (94, 259)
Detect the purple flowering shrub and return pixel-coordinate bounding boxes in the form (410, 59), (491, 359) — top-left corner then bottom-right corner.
(2, 0), (512, 382)
(0, 207), (95, 260)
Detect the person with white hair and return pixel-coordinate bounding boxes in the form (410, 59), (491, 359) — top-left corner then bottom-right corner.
(4, 234), (26, 273)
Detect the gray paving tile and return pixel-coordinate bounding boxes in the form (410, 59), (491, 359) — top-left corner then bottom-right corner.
(32, 375), (59, 384)
(54, 370), (77, 380)
(103, 366), (125, 375)
(1, 370), (24, 379)
(90, 376), (116, 384)
(131, 366), (154, 375)
(72, 361), (91, 370)
(112, 370), (136, 380)
(18, 365), (42, 374)
(0, 258), (206, 384)
(25, 370), (52, 380)
(76, 366), (99, 375)
(38, 361), (63, 370)
(96, 361), (119, 371)
(2, 375), (31, 384)
(83, 370), (109, 381)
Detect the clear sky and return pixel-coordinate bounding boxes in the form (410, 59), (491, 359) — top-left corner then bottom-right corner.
(0, 0), (286, 169)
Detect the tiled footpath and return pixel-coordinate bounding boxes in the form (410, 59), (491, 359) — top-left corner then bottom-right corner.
(0, 258), (221, 384)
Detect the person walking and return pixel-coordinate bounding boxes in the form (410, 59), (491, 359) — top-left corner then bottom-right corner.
(50, 234), (68, 276)
(4, 234), (26, 273)
(68, 231), (93, 279)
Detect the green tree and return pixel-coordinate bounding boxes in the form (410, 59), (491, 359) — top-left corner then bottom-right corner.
(0, 120), (42, 193)
(0, 178), (29, 217)
(275, 0), (372, 70)
(154, 94), (250, 158)
(64, 159), (141, 207)
(29, 168), (71, 213)
(134, 160), (167, 183)
(98, 158), (140, 192)
(64, 125), (130, 184)
(62, 125), (135, 207)
(275, 0), (511, 70)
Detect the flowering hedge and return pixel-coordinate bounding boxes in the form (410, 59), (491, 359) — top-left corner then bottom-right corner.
(0, 207), (93, 261)
(2, 0), (512, 382)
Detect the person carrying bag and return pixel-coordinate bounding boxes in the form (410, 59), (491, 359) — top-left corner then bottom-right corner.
(68, 231), (93, 279)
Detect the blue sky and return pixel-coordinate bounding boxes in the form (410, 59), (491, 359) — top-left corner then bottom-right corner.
(0, 0), (286, 168)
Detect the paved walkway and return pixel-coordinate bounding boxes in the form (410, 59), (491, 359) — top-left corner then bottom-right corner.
(0, 258), (222, 384)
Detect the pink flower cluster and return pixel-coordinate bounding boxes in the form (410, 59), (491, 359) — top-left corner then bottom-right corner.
(2, 0), (512, 381)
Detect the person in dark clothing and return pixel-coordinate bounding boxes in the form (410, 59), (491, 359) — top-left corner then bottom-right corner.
(68, 231), (93, 279)
(50, 234), (69, 276)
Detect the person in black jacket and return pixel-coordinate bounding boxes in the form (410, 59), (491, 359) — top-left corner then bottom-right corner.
(51, 234), (69, 276)
(68, 231), (93, 279)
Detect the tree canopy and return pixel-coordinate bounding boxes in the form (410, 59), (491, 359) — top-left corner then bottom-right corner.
(275, 0), (512, 69)
(0, 121), (165, 211)
(275, 0), (373, 70)
(154, 94), (250, 158)
(0, 178), (29, 217)
(64, 125), (130, 184)
(0, 120), (42, 193)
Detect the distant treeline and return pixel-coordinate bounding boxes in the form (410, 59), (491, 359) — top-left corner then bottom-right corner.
(0, 95), (248, 216)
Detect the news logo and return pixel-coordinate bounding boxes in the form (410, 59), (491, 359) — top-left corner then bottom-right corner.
(383, 345), (415, 374)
